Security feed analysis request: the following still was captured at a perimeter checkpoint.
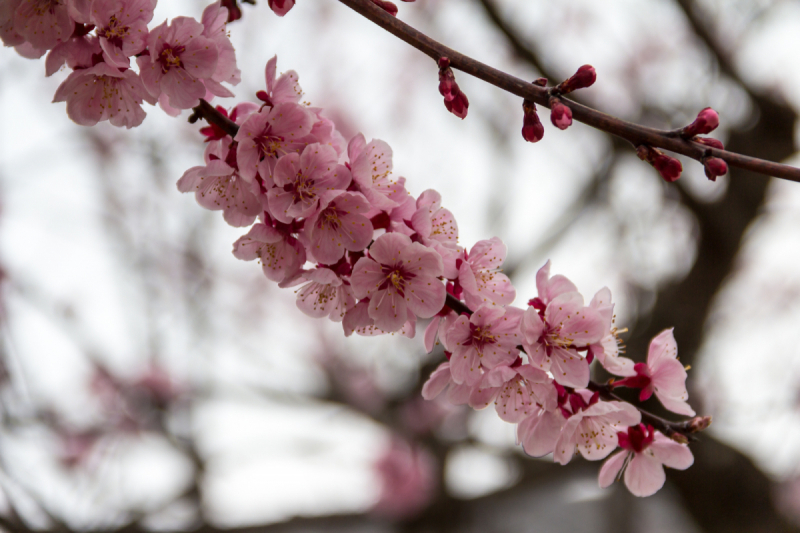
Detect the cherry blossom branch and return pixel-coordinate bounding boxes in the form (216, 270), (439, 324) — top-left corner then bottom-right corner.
(335, 0), (800, 183)
(442, 293), (710, 442)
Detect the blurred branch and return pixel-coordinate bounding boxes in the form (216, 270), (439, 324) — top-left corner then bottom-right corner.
(334, 0), (800, 182)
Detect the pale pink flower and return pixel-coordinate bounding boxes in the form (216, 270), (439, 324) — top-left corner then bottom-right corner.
(342, 298), (416, 338)
(91, 0), (156, 68)
(53, 63), (154, 128)
(372, 439), (436, 520)
(13, 0), (74, 51)
(306, 191), (373, 265)
(446, 305), (523, 386)
(613, 328), (695, 416)
(458, 237), (515, 310)
(468, 361), (555, 423)
(268, 143), (351, 223)
(598, 424), (693, 497)
(587, 287), (635, 377)
(257, 55), (302, 106)
(532, 259), (577, 306)
(423, 304), (458, 353)
(554, 399), (640, 465)
(517, 408), (566, 457)
(137, 17), (219, 110)
(200, 1), (241, 97)
(421, 361), (472, 405)
(348, 134), (404, 211)
(232, 222), (306, 283)
(234, 102), (315, 183)
(45, 33), (99, 76)
(350, 232), (445, 332)
(176, 159), (260, 227)
(409, 189), (461, 278)
(291, 267), (355, 321)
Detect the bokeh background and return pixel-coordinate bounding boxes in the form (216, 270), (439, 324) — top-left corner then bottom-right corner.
(2, 0), (800, 531)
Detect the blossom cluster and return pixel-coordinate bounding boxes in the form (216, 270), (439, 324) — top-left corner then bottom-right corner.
(3, 0), (700, 499)
(2, 0), (241, 128)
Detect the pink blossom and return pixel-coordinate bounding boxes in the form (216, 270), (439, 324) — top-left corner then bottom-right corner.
(458, 237), (515, 310)
(292, 267), (355, 321)
(306, 191), (373, 265)
(12, 0), (74, 51)
(45, 33), (99, 76)
(533, 259), (577, 306)
(423, 304), (458, 353)
(468, 361), (555, 423)
(350, 232), (445, 332)
(598, 424), (693, 497)
(446, 305), (523, 386)
(342, 298), (416, 338)
(587, 287), (635, 377)
(176, 159), (260, 227)
(554, 399), (640, 465)
(348, 134), (404, 211)
(200, 1), (241, 97)
(257, 55), (302, 106)
(517, 408), (566, 457)
(421, 361), (472, 405)
(372, 439), (436, 520)
(613, 328), (695, 416)
(137, 17), (219, 110)
(268, 143), (351, 223)
(234, 102), (315, 183)
(53, 63), (154, 128)
(232, 222), (306, 283)
(409, 189), (461, 278)
(91, 0), (156, 68)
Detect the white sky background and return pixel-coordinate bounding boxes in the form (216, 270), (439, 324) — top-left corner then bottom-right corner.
(1, 0), (800, 528)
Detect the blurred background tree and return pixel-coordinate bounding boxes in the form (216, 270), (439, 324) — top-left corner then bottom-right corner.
(1, 0), (800, 532)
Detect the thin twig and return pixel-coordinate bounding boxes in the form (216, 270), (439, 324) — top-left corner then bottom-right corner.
(335, 0), (800, 182)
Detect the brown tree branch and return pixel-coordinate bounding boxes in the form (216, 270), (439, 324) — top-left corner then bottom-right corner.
(334, 0), (800, 182)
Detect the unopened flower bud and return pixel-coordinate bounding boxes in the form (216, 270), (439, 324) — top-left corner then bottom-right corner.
(444, 88), (469, 119)
(557, 64), (596, 94)
(522, 99), (544, 142)
(371, 0), (398, 16)
(681, 107), (719, 138)
(637, 145), (682, 182)
(703, 157), (728, 181)
(438, 58), (468, 119)
(693, 136), (724, 150)
(549, 97), (572, 130)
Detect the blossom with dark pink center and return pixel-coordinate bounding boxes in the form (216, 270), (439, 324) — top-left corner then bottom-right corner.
(234, 102), (315, 183)
(599, 424), (693, 497)
(232, 222), (306, 283)
(554, 399), (640, 465)
(137, 16), (219, 110)
(91, 0), (156, 68)
(306, 191), (373, 265)
(446, 305), (523, 386)
(612, 328), (695, 416)
(176, 159), (260, 227)
(468, 361), (555, 423)
(350, 232), (445, 333)
(257, 55), (302, 107)
(53, 63), (154, 128)
(291, 267), (355, 321)
(458, 237), (515, 310)
(268, 143), (351, 223)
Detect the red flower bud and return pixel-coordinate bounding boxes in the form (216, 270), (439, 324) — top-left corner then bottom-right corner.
(522, 99), (544, 142)
(681, 107), (719, 137)
(444, 88), (469, 119)
(549, 97), (572, 130)
(557, 64), (596, 93)
(703, 157), (728, 181)
(653, 154), (682, 182)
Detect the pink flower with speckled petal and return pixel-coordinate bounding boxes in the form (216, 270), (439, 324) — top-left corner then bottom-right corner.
(137, 17), (219, 110)
(234, 102), (315, 183)
(232, 222), (305, 283)
(446, 305), (523, 386)
(458, 237), (516, 310)
(45, 33), (99, 76)
(306, 191), (373, 265)
(200, 1), (241, 97)
(53, 63), (154, 128)
(587, 287), (635, 377)
(468, 362), (555, 423)
(613, 329), (695, 416)
(342, 298), (417, 338)
(599, 424), (693, 497)
(517, 408), (566, 457)
(421, 361), (472, 405)
(176, 159), (260, 227)
(291, 267), (355, 321)
(268, 143), (351, 224)
(554, 400), (640, 465)
(91, 0), (156, 68)
(13, 0), (74, 51)
(348, 134), (405, 211)
(410, 189), (461, 278)
(350, 232), (445, 333)
(258, 55), (302, 106)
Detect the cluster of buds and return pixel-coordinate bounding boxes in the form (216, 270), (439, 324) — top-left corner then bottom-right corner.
(521, 65), (596, 141)
(679, 107), (728, 181)
(438, 57), (469, 119)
